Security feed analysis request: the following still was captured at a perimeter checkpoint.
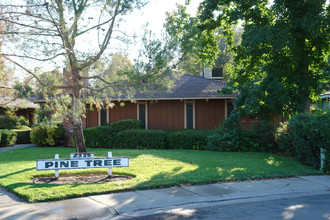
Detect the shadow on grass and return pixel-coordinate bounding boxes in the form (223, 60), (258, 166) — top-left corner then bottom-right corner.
(0, 148), (322, 203)
(0, 167), (35, 179)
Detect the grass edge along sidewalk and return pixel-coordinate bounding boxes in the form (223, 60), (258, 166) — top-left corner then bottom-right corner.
(0, 147), (323, 203)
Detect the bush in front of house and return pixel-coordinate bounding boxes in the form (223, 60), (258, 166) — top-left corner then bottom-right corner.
(30, 124), (65, 146)
(167, 130), (213, 150)
(276, 112), (330, 171)
(0, 111), (20, 129)
(206, 124), (249, 151)
(206, 120), (276, 152)
(115, 129), (166, 149)
(83, 126), (116, 148)
(0, 129), (17, 147)
(110, 119), (142, 132)
(12, 126), (31, 144)
(247, 120), (277, 152)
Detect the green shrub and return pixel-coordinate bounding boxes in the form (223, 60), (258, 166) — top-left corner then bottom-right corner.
(167, 130), (213, 150)
(115, 129), (166, 149)
(206, 120), (276, 152)
(83, 126), (116, 148)
(0, 111), (20, 129)
(0, 130), (2, 143)
(276, 113), (330, 171)
(0, 130), (17, 147)
(18, 116), (29, 127)
(247, 120), (277, 152)
(12, 126), (31, 144)
(30, 124), (64, 146)
(206, 124), (250, 151)
(111, 119), (142, 132)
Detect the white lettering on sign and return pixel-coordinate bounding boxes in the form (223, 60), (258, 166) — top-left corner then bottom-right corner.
(36, 157), (129, 170)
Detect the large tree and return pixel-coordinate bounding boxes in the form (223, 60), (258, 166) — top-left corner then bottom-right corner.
(0, 0), (181, 152)
(169, 0), (330, 118)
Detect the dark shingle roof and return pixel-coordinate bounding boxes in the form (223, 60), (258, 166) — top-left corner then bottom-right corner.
(118, 74), (237, 100)
(34, 74), (237, 103)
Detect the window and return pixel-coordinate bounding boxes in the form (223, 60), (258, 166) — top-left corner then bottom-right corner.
(185, 101), (194, 129)
(138, 103), (147, 129)
(226, 101), (234, 118)
(212, 66), (223, 78)
(100, 108), (107, 126)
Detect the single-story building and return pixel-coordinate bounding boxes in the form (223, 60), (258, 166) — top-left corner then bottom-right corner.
(0, 85), (39, 124)
(84, 74), (237, 130)
(35, 74), (237, 146)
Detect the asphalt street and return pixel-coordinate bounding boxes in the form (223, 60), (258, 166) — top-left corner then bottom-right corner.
(116, 193), (330, 220)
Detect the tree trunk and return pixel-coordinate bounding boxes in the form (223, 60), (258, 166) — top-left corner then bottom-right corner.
(73, 116), (86, 153)
(304, 95), (311, 113)
(72, 89), (87, 153)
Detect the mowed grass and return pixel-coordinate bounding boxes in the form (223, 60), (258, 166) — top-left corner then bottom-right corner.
(0, 147), (322, 202)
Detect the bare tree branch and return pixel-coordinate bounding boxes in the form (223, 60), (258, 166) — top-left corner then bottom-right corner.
(2, 31), (60, 36)
(1, 53), (65, 62)
(77, 17), (115, 36)
(80, 0), (122, 70)
(0, 18), (57, 33)
(2, 56), (71, 90)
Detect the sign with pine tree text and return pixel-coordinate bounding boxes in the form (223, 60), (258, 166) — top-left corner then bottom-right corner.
(36, 152), (129, 177)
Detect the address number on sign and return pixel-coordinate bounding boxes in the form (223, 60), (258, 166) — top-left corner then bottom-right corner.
(70, 153), (94, 158)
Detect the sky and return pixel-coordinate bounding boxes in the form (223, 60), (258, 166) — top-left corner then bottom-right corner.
(7, 0), (202, 81)
(111, 0), (202, 61)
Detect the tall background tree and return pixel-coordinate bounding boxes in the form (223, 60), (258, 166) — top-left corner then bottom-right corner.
(168, 0), (330, 118)
(0, 0), (182, 152)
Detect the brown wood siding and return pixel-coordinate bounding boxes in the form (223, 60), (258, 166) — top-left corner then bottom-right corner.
(148, 100), (184, 130)
(86, 107), (99, 128)
(109, 102), (137, 123)
(195, 99), (225, 129)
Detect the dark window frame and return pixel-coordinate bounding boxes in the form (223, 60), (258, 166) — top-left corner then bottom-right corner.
(185, 101), (194, 129)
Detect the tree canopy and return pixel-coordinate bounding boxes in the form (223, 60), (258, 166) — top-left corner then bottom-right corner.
(0, 0), (182, 152)
(168, 0), (330, 118)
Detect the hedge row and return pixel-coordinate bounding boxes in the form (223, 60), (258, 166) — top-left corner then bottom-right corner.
(84, 126), (115, 148)
(206, 120), (276, 152)
(30, 124), (65, 146)
(167, 130), (213, 150)
(12, 126), (32, 144)
(115, 129), (166, 149)
(83, 127), (212, 150)
(111, 119), (142, 132)
(0, 130), (17, 147)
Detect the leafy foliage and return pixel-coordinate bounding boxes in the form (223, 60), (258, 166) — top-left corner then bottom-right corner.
(0, 111), (20, 129)
(13, 81), (35, 98)
(206, 120), (276, 152)
(83, 126), (116, 148)
(0, 0), (179, 153)
(167, 129), (213, 150)
(169, 0), (330, 117)
(0, 129), (17, 147)
(30, 124), (64, 147)
(115, 129), (166, 149)
(12, 125), (31, 144)
(110, 119), (142, 132)
(276, 112), (330, 171)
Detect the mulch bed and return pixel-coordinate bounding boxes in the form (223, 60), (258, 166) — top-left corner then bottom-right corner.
(32, 173), (133, 184)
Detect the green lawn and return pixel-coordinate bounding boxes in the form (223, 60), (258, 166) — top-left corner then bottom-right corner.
(0, 147), (323, 202)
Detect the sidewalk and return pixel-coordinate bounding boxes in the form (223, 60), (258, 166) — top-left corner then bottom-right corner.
(0, 146), (329, 219)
